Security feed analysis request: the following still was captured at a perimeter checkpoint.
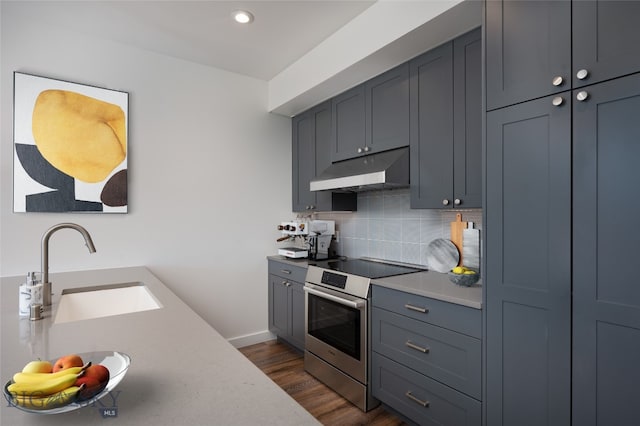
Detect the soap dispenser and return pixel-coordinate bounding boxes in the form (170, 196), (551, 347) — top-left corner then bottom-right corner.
(18, 272), (42, 316)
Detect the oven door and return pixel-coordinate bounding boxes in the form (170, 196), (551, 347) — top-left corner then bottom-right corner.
(304, 283), (367, 384)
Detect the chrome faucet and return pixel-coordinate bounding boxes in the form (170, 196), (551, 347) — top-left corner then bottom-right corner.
(41, 223), (96, 306)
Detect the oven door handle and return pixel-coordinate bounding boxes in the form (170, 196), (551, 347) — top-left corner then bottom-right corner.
(304, 286), (365, 309)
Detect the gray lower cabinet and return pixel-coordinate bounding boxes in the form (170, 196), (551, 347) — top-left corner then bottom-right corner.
(267, 260), (307, 351)
(572, 72), (640, 426)
(292, 101), (356, 212)
(371, 285), (482, 425)
(410, 28), (481, 209)
(486, 94), (572, 426)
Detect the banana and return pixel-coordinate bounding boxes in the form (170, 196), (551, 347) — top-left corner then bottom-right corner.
(11, 385), (82, 410)
(12, 365), (87, 384)
(7, 372), (80, 397)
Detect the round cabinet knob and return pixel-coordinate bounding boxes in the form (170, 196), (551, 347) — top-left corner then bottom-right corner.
(357, 148), (363, 153)
(442, 199), (450, 206)
(576, 91), (589, 102)
(576, 69), (589, 80)
(363, 146), (370, 152)
(277, 225), (284, 230)
(552, 76), (564, 87)
(309, 205), (315, 210)
(454, 199), (461, 206)
(552, 96), (564, 106)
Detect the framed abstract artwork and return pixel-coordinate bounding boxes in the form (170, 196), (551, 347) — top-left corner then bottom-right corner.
(13, 72), (128, 213)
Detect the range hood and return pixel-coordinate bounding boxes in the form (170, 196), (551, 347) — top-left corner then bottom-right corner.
(310, 147), (409, 192)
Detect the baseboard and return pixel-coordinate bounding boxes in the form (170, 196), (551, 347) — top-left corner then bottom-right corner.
(228, 330), (275, 348)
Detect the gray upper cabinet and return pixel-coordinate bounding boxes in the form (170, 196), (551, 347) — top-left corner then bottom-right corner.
(486, 0), (640, 111)
(485, 0), (570, 110)
(572, 1), (640, 89)
(292, 101), (356, 212)
(410, 28), (481, 209)
(486, 94), (572, 426)
(332, 63), (409, 162)
(572, 73), (640, 426)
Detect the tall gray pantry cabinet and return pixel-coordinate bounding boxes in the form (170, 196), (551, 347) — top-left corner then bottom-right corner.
(484, 1), (640, 425)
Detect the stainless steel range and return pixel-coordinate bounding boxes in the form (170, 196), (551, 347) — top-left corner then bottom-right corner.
(303, 258), (423, 411)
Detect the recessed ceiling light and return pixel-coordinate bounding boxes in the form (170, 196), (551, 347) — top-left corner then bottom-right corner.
(232, 10), (254, 24)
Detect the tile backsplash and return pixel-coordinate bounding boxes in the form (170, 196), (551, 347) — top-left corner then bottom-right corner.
(315, 189), (482, 268)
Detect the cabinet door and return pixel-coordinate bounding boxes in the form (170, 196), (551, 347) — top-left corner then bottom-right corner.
(292, 109), (318, 212)
(268, 274), (289, 337)
(289, 280), (306, 350)
(409, 41), (454, 209)
(485, 0), (571, 110)
(485, 94), (571, 426)
(332, 84), (366, 162)
(366, 62), (410, 154)
(573, 73), (640, 426)
(453, 28), (482, 208)
(573, 1), (640, 89)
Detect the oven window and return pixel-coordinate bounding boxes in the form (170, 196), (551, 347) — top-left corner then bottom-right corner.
(307, 293), (361, 360)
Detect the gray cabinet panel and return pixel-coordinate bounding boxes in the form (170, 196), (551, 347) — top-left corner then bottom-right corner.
(485, 94), (571, 426)
(372, 285), (481, 338)
(267, 260), (307, 351)
(486, 0), (571, 110)
(372, 307), (481, 400)
(366, 62), (410, 154)
(331, 85), (366, 162)
(292, 101), (356, 212)
(372, 353), (481, 426)
(572, 73), (640, 426)
(573, 1), (640, 88)
(409, 41), (454, 208)
(453, 28), (482, 208)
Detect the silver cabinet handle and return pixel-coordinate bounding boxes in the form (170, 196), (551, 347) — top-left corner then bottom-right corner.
(576, 69), (589, 80)
(404, 303), (429, 313)
(552, 96), (564, 106)
(576, 91), (589, 102)
(552, 76), (564, 86)
(304, 286), (365, 309)
(357, 147), (363, 153)
(405, 391), (430, 407)
(442, 199), (450, 206)
(363, 146), (370, 152)
(280, 269), (292, 275)
(454, 198), (461, 206)
(406, 340), (430, 353)
(282, 281), (291, 287)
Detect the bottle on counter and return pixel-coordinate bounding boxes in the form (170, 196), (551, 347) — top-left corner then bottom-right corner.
(18, 272), (43, 317)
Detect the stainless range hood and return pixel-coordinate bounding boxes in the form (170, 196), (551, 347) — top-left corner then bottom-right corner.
(310, 147), (409, 192)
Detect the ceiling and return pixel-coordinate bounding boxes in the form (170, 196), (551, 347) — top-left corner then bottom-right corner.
(18, 0), (376, 81)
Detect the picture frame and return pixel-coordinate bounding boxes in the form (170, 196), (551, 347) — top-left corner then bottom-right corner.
(13, 72), (129, 213)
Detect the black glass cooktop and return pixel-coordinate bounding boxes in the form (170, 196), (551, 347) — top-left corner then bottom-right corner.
(312, 258), (423, 279)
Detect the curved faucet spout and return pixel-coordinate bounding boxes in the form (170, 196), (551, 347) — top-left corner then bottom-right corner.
(41, 223), (97, 306)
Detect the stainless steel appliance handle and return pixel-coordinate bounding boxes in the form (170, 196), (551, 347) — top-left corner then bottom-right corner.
(304, 286), (365, 309)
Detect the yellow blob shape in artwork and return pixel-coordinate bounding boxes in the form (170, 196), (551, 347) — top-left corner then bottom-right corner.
(32, 90), (126, 183)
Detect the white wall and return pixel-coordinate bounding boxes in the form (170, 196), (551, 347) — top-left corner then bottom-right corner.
(0, 3), (292, 345)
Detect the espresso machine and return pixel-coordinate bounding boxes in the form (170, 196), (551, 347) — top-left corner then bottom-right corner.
(277, 220), (335, 260)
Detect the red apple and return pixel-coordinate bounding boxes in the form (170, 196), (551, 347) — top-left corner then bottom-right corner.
(52, 354), (84, 372)
(75, 376), (106, 400)
(83, 364), (110, 384)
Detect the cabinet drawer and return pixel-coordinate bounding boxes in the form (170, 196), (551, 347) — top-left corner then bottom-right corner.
(372, 285), (481, 338)
(268, 260), (307, 283)
(372, 307), (481, 399)
(372, 353), (481, 426)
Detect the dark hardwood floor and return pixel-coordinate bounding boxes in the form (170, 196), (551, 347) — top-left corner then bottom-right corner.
(239, 340), (406, 426)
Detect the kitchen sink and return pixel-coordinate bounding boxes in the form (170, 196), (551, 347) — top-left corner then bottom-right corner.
(54, 282), (162, 324)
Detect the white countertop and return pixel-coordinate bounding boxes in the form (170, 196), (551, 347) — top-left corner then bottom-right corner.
(0, 266), (319, 425)
(372, 270), (482, 309)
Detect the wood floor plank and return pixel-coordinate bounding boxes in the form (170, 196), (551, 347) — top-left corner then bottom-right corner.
(239, 340), (406, 426)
